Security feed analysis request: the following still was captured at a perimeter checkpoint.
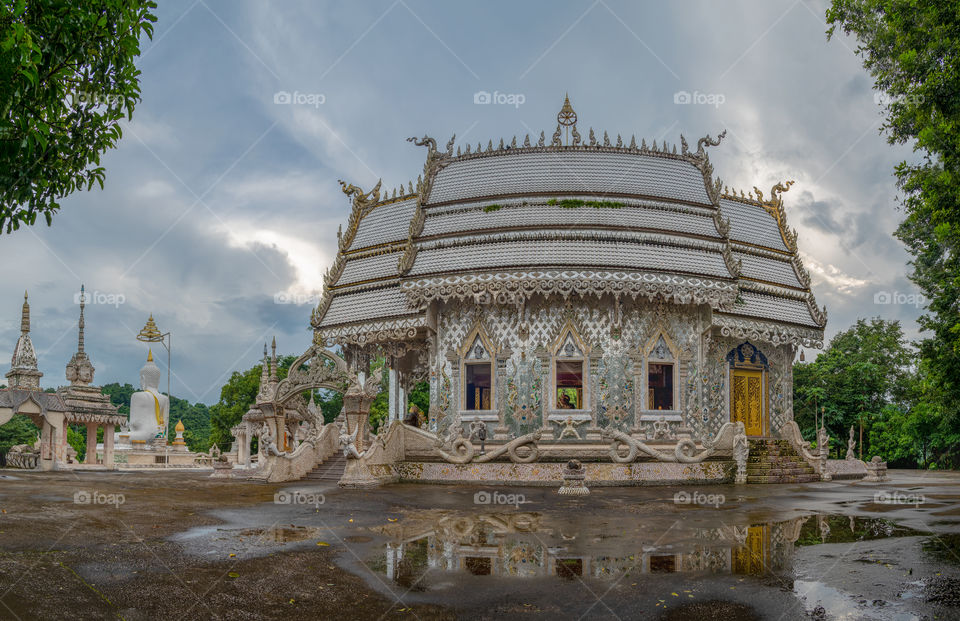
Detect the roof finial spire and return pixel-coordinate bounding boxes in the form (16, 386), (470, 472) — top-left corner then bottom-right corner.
(270, 336), (278, 382)
(20, 290), (29, 334)
(556, 93), (578, 146)
(77, 284), (85, 353)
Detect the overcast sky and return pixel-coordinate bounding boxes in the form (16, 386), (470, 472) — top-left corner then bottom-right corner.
(1, 0), (924, 404)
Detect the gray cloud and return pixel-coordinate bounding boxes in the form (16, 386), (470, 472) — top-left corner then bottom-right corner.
(0, 0), (929, 400)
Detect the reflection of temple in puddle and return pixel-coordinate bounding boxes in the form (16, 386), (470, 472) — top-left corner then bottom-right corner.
(376, 513), (810, 585)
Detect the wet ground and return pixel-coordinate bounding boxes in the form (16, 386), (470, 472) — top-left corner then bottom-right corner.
(0, 469), (958, 620)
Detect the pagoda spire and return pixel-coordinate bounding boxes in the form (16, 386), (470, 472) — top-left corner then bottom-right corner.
(65, 285), (95, 386)
(270, 337), (278, 382)
(77, 285), (86, 353)
(20, 290), (29, 334)
(7, 291), (42, 390)
(261, 343), (269, 383)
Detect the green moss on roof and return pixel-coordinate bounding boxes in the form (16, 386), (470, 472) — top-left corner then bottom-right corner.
(546, 198), (625, 209)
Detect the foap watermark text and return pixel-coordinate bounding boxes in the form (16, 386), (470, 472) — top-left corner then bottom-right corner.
(74, 490), (125, 508)
(874, 291), (926, 308)
(474, 490), (528, 508)
(274, 90), (325, 108)
(473, 90), (525, 108)
(673, 490), (725, 508)
(274, 490), (326, 508)
(673, 90), (725, 108)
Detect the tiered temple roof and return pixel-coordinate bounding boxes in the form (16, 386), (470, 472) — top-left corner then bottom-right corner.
(313, 100), (826, 348)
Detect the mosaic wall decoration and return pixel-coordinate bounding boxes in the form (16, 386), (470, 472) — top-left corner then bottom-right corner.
(504, 354), (542, 437)
(426, 295), (796, 445)
(596, 348), (634, 431)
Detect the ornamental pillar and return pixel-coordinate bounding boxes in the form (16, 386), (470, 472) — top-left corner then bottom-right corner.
(388, 366), (399, 422)
(103, 424), (115, 468)
(85, 423), (98, 465)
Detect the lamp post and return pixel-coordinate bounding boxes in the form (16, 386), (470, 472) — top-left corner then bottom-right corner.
(137, 314), (171, 400)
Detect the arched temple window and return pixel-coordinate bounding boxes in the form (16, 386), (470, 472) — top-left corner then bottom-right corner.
(552, 324), (589, 411)
(460, 327), (495, 411)
(642, 332), (679, 412)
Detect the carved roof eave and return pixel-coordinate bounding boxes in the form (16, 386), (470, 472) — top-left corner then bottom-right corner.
(63, 412), (128, 426)
(311, 179), (419, 329)
(314, 316), (427, 348)
(400, 270), (739, 311)
(712, 314), (825, 349)
(737, 280), (827, 329)
(716, 180), (824, 329)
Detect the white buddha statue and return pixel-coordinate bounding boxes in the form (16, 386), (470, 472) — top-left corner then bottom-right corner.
(129, 350), (169, 444)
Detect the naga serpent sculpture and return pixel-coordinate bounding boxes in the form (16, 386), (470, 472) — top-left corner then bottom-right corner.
(601, 422), (741, 464)
(435, 430), (542, 464)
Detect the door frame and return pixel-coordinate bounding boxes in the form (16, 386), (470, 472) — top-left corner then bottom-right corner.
(730, 367), (766, 436)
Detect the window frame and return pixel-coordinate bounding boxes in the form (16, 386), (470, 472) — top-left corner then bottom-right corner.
(458, 325), (498, 419)
(549, 322), (591, 417)
(640, 331), (681, 420)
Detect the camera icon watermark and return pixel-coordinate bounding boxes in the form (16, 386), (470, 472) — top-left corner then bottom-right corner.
(473, 90), (526, 109)
(74, 290), (125, 308)
(673, 490), (725, 508)
(74, 490), (125, 508)
(873, 290), (926, 308)
(274, 292), (320, 305)
(873, 491), (924, 507)
(474, 490), (527, 508)
(673, 90), (725, 109)
(274, 490), (325, 508)
(273, 90), (325, 108)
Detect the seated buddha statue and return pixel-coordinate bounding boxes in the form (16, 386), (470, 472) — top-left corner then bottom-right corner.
(129, 350), (169, 444)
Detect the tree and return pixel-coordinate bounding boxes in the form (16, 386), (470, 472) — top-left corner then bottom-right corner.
(1, 0), (157, 232)
(0, 413), (38, 456)
(208, 355), (299, 450)
(794, 318), (913, 458)
(826, 1), (960, 458)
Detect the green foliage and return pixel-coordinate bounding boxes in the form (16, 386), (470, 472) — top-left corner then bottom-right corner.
(0, 413), (38, 455)
(409, 381), (429, 415)
(100, 382), (133, 415)
(67, 424), (85, 461)
(482, 204), (502, 212)
(827, 1), (960, 465)
(168, 397), (210, 452)
(546, 198), (625, 209)
(208, 355), (294, 450)
(795, 317), (957, 467)
(0, 0), (158, 232)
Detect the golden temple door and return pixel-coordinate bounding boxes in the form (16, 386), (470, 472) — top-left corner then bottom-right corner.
(731, 369), (764, 436)
(732, 525), (767, 574)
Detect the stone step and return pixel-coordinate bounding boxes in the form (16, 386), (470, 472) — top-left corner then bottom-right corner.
(303, 454), (346, 481)
(746, 459), (815, 468)
(746, 467), (816, 477)
(747, 473), (820, 484)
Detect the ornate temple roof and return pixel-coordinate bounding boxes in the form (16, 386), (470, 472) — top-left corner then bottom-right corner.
(312, 98), (826, 348)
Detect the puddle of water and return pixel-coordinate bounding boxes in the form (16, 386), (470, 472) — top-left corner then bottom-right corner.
(366, 512), (930, 589)
(794, 580), (920, 621)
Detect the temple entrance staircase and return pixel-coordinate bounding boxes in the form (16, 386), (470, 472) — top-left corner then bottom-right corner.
(304, 452), (346, 482)
(747, 438), (818, 483)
